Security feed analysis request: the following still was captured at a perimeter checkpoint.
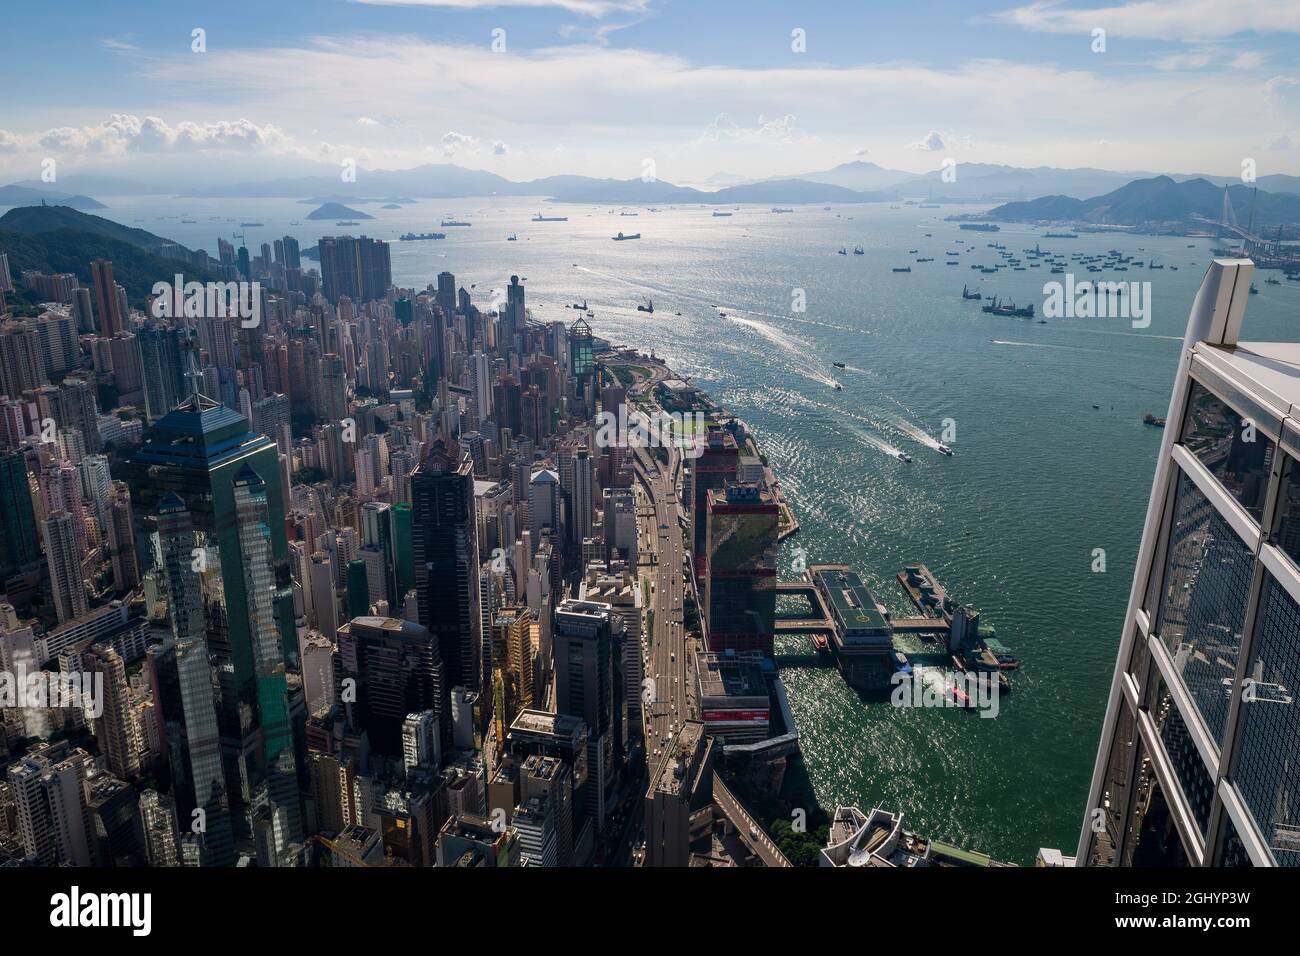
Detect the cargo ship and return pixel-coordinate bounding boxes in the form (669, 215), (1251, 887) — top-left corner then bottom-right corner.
(441, 219), (471, 227)
(532, 213), (567, 221)
(400, 232), (446, 241)
(961, 284), (982, 300)
(959, 223), (999, 232)
(981, 297), (1034, 318)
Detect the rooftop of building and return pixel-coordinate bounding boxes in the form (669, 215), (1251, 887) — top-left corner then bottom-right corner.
(696, 649), (768, 701)
(812, 566), (890, 631)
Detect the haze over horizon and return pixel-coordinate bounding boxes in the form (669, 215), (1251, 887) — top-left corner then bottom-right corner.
(3, 0), (1300, 189)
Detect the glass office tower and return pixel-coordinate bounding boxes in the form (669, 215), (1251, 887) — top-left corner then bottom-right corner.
(1081, 259), (1300, 867)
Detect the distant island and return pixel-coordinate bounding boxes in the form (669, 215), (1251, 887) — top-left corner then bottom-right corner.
(305, 202), (374, 221)
(987, 175), (1300, 234)
(0, 185), (106, 210)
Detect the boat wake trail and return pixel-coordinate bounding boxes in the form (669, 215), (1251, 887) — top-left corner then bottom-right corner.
(840, 420), (904, 459)
(726, 314), (841, 388)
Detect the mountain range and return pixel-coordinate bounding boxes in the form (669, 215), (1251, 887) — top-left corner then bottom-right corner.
(5, 162), (1300, 207)
(986, 176), (1300, 229)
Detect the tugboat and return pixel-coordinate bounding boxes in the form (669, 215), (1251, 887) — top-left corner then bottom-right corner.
(937, 444), (954, 456)
(1143, 413), (1167, 428)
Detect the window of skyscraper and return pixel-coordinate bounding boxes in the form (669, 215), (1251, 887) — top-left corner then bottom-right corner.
(1179, 381), (1274, 522)
(1231, 574), (1300, 867)
(1121, 740), (1191, 867)
(1149, 674), (1215, 839)
(1085, 701), (1137, 867)
(1271, 455), (1300, 572)
(1216, 813), (1255, 867)
(1154, 471), (1255, 745)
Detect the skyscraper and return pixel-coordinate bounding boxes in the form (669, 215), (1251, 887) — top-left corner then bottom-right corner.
(337, 616), (444, 758)
(90, 259), (124, 337)
(232, 464), (303, 846)
(318, 235), (392, 305)
(127, 395), (298, 841)
(704, 482), (779, 656)
(1080, 259), (1300, 868)
(42, 510), (87, 623)
(0, 449), (39, 581)
(155, 492), (235, 866)
(554, 599), (622, 836)
(411, 438), (483, 697)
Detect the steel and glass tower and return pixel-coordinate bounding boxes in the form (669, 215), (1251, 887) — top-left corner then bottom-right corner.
(128, 394), (299, 842)
(1081, 259), (1300, 867)
(156, 492), (235, 866)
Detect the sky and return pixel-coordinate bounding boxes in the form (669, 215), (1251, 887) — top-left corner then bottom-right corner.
(2, 0), (1300, 188)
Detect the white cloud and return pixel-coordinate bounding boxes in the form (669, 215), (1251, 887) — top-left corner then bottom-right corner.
(907, 130), (946, 151)
(4, 34), (1296, 181)
(994, 0), (1300, 43)
(854, 146), (870, 157)
(21, 115), (292, 157)
(492, 140), (508, 155)
(440, 130), (478, 155)
(351, 0), (653, 16)
(357, 116), (380, 126)
(698, 113), (807, 144)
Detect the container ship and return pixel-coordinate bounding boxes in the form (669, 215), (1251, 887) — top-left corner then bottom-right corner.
(441, 219), (471, 227)
(400, 232), (446, 241)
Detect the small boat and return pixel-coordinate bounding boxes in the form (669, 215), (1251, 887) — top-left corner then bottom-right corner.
(893, 266), (911, 273)
(896, 451), (912, 463)
(1143, 414), (1166, 428)
(1092, 404), (1101, 410)
(613, 232), (641, 240)
(506, 233), (517, 241)
(838, 248), (848, 255)
(833, 383), (843, 391)
(893, 651), (912, 675)
(853, 247), (865, 255)
(951, 684), (973, 708)
(937, 444), (954, 456)
(832, 361), (846, 369)
(636, 299), (654, 313)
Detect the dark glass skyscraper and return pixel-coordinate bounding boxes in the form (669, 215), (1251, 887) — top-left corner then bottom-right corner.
(127, 395), (300, 844)
(411, 439), (483, 699)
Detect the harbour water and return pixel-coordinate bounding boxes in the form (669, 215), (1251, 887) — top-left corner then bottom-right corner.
(69, 194), (1300, 864)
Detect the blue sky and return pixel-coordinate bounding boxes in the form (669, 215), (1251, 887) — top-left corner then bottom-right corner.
(2, 0), (1299, 186)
